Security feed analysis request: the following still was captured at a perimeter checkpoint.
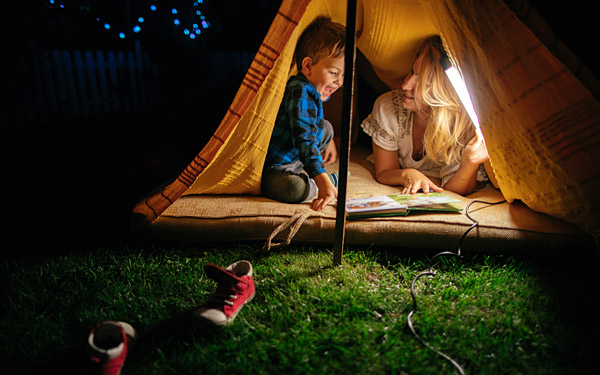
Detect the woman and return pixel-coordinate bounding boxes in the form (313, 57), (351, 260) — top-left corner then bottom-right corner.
(361, 36), (488, 196)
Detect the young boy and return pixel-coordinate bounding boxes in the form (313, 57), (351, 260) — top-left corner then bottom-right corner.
(262, 16), (345, 212)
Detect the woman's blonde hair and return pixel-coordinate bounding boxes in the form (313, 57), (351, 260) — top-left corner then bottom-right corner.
(413, 36), (475, 165)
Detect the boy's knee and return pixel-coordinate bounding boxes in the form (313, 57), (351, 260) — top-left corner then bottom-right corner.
(262, 171), (310, 203)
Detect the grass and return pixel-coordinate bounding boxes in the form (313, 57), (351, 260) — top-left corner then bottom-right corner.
(1, 242), (598, 375)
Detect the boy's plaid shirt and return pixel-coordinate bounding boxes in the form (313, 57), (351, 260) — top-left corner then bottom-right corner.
(263, 73), (327, 178)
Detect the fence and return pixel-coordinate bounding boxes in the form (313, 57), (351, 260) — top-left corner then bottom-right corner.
(1, 43), (254, 129)
(2, 40), (159, 128)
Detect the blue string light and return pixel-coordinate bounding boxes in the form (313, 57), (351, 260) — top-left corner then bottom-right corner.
(45, 0), (210, 42)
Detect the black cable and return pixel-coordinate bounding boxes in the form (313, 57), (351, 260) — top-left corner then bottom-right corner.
(408, 269), (466, 375)
(406, 199), (507, 375)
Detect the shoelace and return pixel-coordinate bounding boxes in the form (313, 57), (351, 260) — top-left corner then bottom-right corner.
(207, 283), (240, 307)
(209, 293), (237, 306)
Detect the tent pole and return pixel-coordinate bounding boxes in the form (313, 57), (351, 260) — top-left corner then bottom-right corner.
(333, 0), (357, 265)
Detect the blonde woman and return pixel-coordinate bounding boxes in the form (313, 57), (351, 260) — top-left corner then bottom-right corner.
(361, 36), (489, 196)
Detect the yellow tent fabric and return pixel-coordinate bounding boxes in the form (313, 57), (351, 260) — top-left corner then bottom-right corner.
(133, 0), (600, 234)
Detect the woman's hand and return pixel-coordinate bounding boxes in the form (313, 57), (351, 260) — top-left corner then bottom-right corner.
(443, 130), (488, 195)
(399, 169), (443, 194)
(462, 130), (489, 166)
(372, 143), (442, 194)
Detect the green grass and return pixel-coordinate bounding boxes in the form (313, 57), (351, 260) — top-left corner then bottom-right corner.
(1, 243), (597, 374)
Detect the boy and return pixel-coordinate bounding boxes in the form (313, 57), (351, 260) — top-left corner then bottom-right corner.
(262, 16), (345, 212)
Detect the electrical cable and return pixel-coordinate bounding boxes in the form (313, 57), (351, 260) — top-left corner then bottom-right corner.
(406, 198), (507, 375)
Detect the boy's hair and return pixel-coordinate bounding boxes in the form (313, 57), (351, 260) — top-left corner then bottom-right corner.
(295, 16), (346, 71)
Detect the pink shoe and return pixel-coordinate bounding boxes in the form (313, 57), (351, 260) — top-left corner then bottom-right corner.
(193, 260), (256, 326)
(88, 321), (136, 375)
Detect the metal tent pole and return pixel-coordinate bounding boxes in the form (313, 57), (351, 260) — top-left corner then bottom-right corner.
(333, 0), (357, 265)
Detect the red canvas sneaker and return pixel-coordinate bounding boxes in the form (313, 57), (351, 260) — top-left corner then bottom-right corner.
(88, 321), (136, 375)
(193, 260), (256, 326)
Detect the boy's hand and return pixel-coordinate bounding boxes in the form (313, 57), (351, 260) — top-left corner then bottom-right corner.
(311, 173), (337, 211)
(322, 142), (337, 165)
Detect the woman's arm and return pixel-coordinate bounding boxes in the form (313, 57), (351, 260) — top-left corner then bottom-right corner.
(441, 163), (479, 196)
(372, 143), (443, 194)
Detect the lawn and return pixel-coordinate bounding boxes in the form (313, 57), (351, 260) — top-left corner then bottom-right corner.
(1, 242), (597, 375)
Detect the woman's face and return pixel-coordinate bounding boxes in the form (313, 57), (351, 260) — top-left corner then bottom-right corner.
(400, 53), (425, 112)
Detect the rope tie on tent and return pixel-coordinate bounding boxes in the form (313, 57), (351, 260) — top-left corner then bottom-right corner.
(263, 212), (311, 251)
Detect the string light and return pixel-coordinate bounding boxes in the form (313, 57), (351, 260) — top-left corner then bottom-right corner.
(45, 0), (211, 42)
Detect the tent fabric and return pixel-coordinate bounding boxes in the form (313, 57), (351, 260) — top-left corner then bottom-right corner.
(133, 0), (600, 234)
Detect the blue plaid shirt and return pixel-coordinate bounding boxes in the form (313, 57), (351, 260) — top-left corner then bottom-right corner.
(263, 73), (327, 178)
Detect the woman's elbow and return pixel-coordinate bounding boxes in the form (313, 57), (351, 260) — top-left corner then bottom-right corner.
(375, 173), (386, 184)
(374, 170), (393, 185)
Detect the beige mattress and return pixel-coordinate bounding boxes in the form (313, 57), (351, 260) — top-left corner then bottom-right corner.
(133, 146), (593, 253)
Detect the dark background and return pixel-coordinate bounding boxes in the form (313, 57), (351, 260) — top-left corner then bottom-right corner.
(2, 0), (282, 253)
(1, 0), (594, 254)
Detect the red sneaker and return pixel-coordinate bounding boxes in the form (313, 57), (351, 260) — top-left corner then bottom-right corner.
(193, 260), (256, 326)
(88, 321), (136, 375)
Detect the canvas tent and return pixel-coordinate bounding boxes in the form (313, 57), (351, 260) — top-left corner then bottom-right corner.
(132, 0), (599, 250)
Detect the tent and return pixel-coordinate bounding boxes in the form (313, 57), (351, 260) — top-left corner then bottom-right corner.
(132, 0), (599, 249)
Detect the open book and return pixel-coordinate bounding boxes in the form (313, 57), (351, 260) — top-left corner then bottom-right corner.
(345, 192), (461, 219)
